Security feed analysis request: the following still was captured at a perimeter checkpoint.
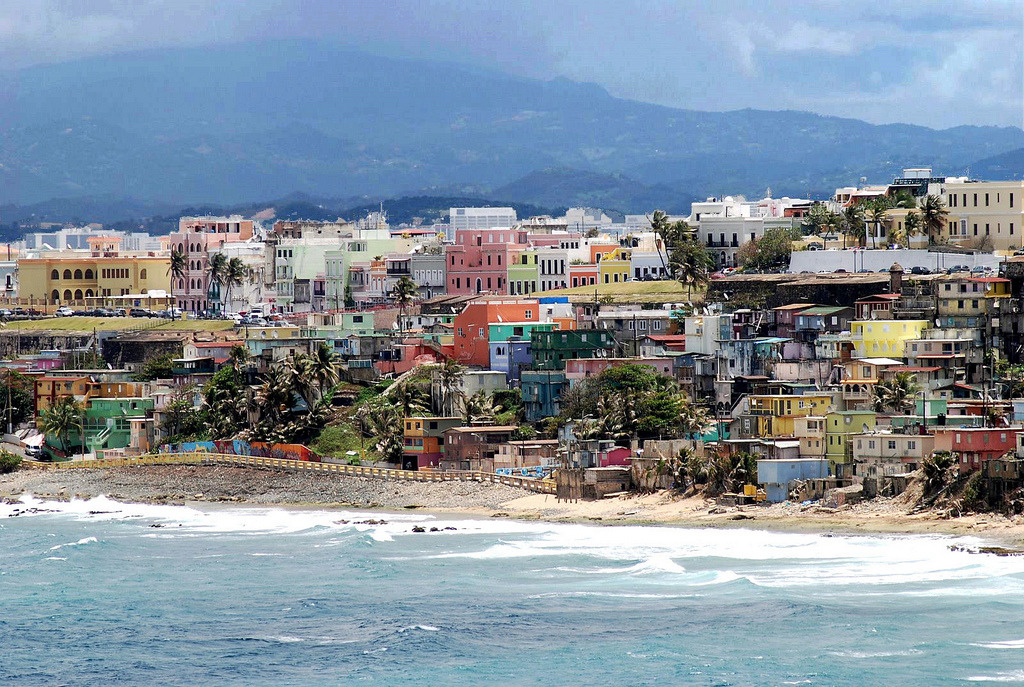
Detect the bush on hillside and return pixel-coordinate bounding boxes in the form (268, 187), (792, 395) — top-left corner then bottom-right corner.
(0, 450), (22, 474)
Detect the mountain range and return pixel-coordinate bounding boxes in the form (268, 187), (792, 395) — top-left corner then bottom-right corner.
(3, 40), (1024, 222)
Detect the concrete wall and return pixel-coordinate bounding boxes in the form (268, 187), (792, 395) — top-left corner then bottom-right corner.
(789, 249), (1000, 274)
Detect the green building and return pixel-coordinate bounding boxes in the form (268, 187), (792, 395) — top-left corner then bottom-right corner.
(508, 251), (539, 296)
(531, 329), (616, 370)
(825, 410), (876, 464)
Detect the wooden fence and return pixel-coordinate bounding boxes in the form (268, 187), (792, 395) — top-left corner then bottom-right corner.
(23, 452), (557, 495)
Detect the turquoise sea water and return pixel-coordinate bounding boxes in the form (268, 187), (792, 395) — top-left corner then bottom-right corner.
(4, 496), (1024, 686)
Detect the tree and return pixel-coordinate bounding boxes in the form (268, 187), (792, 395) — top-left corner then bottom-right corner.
(207, 252), (228, 313)
(161, 384), (205, 441)
(391, 275), (418, 333)
(872, 372), (920, 414)
(309, 343), (340, 400)
(134, 353), (176, 381)
(737, 227), (798, 271)
(436, 359), (465, 416)
(361, 397), (403, 463)
(841, 204), (866, 247)
(650, 210), (713, 289)
(221, 257), (247, 314)
(892, 210), (922, 246)
(464, 391), (496, 425)
(919, 194), (949, 245)
(866, 197), (893, 249)
(169, 248), (187, 288)
(344, 283), (356, 309)
(806, 202), (840, 236)
(0, 371), (35, 429)
(39, 396), (83, 456)
(677, 400), (711, 438)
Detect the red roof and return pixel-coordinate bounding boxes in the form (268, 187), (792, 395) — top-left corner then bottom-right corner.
(916, 354), (961, 359)
(888, 366), (941, 372)
(647, 335), (686, 342)
(969, 277), (1009, 283)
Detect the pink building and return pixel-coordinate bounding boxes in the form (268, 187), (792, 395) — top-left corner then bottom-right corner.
(445, 228), (528, 295)
(933, 427), (1021, 473)
(568, 264), (598, 289)
(170, 216), (255, 313)
(564, 357), (675, 384)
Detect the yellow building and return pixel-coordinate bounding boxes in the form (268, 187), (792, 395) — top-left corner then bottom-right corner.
(746, 394), (834, 437)
(18, 237), (170, 309)
(850, 320), (929, 358)
(598, 247), (632, 285)
(942, 180), (1024, 251)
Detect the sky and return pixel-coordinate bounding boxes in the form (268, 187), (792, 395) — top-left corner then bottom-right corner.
(1, 0), (1022, 129)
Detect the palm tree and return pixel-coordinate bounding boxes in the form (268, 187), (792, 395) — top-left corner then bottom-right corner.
(464, 391), (496, 425)
(436, 359), (465, 416)
(207, 252), (228, 315)
(285, 353), (318, 411)
(842, 204), (866, 247)
(392, 381), (429, 418)
(866, 197), (892, 249)
(391, 275), (418, 334)
(649, 210), (672, 274)
(168, 249), (188, 319)
(872, 372), (920, 414)
(39, 396), (83, 456)
(678, 400), (711, 438)
(919, 194), (949, 246)
(309, 343), (340, 400)
(221, 257), (247, 315)
(671, 238), (715, 293)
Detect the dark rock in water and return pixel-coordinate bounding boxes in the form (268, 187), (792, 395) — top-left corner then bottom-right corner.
(444, 527), (457, 531)
(411, 526), (426, 533)
(149, 523), (164, 528)
(731, 514), (754, 521)
(429, 527), (440, 532)
(951, 544), (1024, 557)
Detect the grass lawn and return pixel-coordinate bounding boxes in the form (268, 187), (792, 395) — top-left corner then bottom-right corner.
(2, 316), (236, 333)
(537, 279), (704, 303)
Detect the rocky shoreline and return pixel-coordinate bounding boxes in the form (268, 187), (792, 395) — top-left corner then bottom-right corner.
(0, 465), (530, 510)
(5, 464), (1024, 545)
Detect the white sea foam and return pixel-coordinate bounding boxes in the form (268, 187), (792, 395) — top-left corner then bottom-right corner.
(971, 639), (1024, 650)
(49, 536), (97, 550)
(398, 625), (440, 632)
(43, 556), (67, 561)
(964, 671), (1024, 682)
(829, 648), (922, 658)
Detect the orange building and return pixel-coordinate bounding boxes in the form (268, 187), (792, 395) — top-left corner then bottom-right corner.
(452, 296), (540, 367)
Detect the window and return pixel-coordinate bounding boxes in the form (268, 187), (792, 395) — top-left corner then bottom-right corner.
(888, 441), (896, 450)
(908, 441), (916, 450)
(51, 269), (59, 279)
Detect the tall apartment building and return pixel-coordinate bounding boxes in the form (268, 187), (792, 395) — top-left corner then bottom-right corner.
(448, 207), (517, 240)
(169, 216), (255, 313)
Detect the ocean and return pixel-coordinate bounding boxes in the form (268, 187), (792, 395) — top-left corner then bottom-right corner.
(3, 496), (1024, 686)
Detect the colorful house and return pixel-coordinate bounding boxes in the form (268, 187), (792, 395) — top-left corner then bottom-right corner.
(850, 320), (930, 358)
(402, 416), (462, 470)
(531, 329), (616, 370)
(933, 427), (1020, 473)
(597, 246), (632, 285)
(452, 297), (540, 367)
(825, 410), (877, 464)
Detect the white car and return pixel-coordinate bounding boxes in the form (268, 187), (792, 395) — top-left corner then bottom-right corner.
(55, 306), (74, 317)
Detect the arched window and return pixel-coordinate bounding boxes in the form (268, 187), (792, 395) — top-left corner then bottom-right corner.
(63, 289), (72, 301)
(140, 269), (147, 279)
(63, 269), (72, 279)
(51, 269), (59, 280)
(85, 289), (94, 298)
(73, 269), (82, 279)
(475, 278), (482, 293)
(84, 269), (94, 279)
(141, 288), (147, 294)
(190, 279), (195, 289)
(74, 289), (83, 301)
(189, 243), (195, 252)
(178, 243), (184, 253)
(178, 279), (184, 290)
(51, 290), (59, 302)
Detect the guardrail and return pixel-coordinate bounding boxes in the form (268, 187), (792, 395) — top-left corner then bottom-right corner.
(22, 452), (557, 494)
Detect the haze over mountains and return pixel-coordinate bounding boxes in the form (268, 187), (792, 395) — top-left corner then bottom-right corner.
(3, 40), (1024, 222)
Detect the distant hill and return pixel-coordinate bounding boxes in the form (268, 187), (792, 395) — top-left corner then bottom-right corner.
(0, 194), (561, 234)
(2, 41), (1023, 211)
(969, 148), (1024, 181)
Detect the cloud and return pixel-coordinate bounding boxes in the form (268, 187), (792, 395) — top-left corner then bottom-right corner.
(0, 0), (1019, 128)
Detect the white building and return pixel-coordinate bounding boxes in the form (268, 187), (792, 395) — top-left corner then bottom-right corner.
(448, 207), (517, 240)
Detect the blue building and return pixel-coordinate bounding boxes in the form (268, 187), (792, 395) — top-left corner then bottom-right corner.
(757, 458), (830, 503)
(521, 370), (568, 422)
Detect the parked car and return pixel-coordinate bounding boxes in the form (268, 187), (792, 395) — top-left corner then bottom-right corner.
(0, 308), (12, 317)
(114, 308), (127, 317)
(55, 306), (74, 317)
(946, 265), (969, 274)
(910, 266), (931, 275)
(971, 266), (990, 275)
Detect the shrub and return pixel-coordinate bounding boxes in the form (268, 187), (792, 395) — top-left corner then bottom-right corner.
(0, 450), (22, 474)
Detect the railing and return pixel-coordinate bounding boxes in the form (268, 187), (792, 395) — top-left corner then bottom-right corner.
(23, 452), (557, 494)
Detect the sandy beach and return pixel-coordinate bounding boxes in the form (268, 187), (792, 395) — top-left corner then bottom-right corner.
(3, 464), (1024, 545)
